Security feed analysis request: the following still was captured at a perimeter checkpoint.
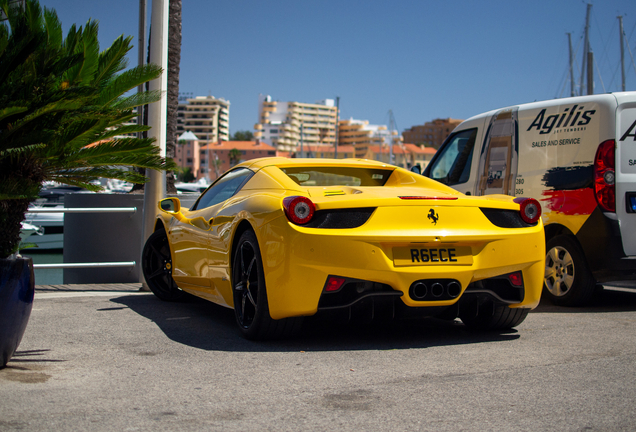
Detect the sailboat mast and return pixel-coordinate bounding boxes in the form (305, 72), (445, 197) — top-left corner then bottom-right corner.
(567, 32), (575, 97)
(580, 3), (592, 96)
(618, 15), (626, 92)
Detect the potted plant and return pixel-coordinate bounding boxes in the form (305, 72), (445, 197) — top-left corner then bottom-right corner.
(0, 0), (174, 367)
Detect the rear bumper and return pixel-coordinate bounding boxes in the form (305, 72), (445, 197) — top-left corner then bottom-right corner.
(259, 215), (545, 320)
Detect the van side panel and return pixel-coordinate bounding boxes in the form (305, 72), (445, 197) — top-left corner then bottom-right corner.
(616, 95), (636, 256)
(515, 96), (616, 237)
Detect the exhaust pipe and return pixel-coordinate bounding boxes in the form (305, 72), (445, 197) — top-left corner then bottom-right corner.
(431, 282), (444, 298)
(447, 281), (461, 298)
(409, 279), (462, 301)
(411, 282), (428, 299)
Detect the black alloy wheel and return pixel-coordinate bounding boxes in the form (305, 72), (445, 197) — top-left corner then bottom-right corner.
(232, 230), (302, 340)
(142, 229), (184, 302)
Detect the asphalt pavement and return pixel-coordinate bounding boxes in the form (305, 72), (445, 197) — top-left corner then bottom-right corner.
(1, 284), (636, 431)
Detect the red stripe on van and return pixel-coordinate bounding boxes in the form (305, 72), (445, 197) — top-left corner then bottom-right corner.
(541, 188), (597, 216)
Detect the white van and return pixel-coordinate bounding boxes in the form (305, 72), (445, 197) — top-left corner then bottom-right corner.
(422, 92), (636, 306)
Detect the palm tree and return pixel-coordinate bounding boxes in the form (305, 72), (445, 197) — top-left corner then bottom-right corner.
(0, 0), (174, 258)
(165, 0), (181, 194)
(229, 148), (242, 167)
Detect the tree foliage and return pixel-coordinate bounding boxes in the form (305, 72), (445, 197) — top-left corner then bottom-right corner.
(231, 130), (253, 141)
(0, 0), (174, 258)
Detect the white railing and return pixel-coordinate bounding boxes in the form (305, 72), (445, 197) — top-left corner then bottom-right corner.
(27, 207), (137, 270)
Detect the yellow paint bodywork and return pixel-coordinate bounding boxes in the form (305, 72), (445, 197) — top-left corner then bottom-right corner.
(156, 158), (545, 320)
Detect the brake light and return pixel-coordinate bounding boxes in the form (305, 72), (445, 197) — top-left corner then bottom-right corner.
(325, 276), (346, 292)
(514, 197), (541, 224)
(399, 196), (458, 200)
(508, 271), (523, 287)
(283, 196), (315, 225)
(594, 139), (615, 212)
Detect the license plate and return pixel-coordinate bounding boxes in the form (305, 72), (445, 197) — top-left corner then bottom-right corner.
(393, 246), (473, 266)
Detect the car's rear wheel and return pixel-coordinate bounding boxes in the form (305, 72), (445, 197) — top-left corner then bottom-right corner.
(544, 235), (596, 306)
(142, 229), (185, 302)
(232, 230), (301, 340)
(460, 300), (529, 331)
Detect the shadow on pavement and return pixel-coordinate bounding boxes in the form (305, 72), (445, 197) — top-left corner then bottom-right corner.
(533, 286), (636, 313)
(111, 294), (521, 353)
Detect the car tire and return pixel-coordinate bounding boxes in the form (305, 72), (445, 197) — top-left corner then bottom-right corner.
(142, 229), (185, 302)
(544, 235), (596, 306)
(460, 300), (529, 331)
(232, 230), (302, 340)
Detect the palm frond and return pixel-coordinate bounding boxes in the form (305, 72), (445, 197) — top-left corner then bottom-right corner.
(0, 143), (45, 157)
(42, 6), (62, 49)
(0, 106), (27, 123)
(93, 124), (151, 141)
(0, 99), (83, 150)
(111, 90), (162, 110)
(76, 19), (99, 85)
(97, 63), (162, 106)
(94, 35), (132, 85)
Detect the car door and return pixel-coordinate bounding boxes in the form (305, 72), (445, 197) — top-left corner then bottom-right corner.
(193, 168), (255, 303)
(168, 206), (214, 289)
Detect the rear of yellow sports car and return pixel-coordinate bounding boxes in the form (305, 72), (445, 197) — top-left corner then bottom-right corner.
(250, 161), (545, 329)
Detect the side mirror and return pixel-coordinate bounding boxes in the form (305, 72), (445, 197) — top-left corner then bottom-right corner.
(159, 197), (181, 214)
(410, 165), (422, 175)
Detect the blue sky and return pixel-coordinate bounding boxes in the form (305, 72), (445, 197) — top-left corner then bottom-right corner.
(42, 0), (636, 135)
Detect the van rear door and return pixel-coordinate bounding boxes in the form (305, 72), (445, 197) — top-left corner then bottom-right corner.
(615, 93), (636, 256)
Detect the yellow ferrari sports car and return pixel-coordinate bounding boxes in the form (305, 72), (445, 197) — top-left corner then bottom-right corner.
(142, 158), (544, 340)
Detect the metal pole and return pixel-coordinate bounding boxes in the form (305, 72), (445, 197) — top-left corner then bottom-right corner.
(587, 51), (594, 95)
(579, 3), (592, 96)
(619, 16), (626, 92)
(300, 123), (304, 158)
(141, 0), (169, 288)
(137, 0), (146, 138)
(567, 32), (575, 97)
(334, 96), (340, 159)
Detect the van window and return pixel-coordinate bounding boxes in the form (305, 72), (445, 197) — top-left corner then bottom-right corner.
(426, 129), (477, 185)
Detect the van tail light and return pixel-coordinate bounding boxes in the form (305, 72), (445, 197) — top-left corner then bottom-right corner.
(283, 196), (315, 225)
(594, 139), (616, 212)
(514, 197), (541, 224)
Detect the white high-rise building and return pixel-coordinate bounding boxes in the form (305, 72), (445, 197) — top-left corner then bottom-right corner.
(254, 94), (338, 153)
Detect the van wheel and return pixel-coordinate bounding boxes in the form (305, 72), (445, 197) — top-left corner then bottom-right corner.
(544, 235), (596, 306)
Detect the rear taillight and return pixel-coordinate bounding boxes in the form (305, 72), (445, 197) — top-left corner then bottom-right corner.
(594, 139), (616, 212)
(325, 276), (346, 292)
(514, 197), (541, 224)
(283, 196), (315, 225)
(508, 271), (523, 287)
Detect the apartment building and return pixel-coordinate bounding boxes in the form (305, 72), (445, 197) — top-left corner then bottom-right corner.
(254, 95), (338, 152)
(200, 140), (276, 179)
(176, 138), (276, 181)
(177, 95), (230, 144)
(297, 143), (435, 170)
(338, 118), (401, 158)
(402, 118), (463, 149)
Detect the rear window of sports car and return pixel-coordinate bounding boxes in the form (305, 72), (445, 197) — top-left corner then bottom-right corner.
(280, 167), (393, 187)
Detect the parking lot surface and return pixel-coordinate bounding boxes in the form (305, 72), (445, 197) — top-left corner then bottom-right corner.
(1, 284), (636, 431)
